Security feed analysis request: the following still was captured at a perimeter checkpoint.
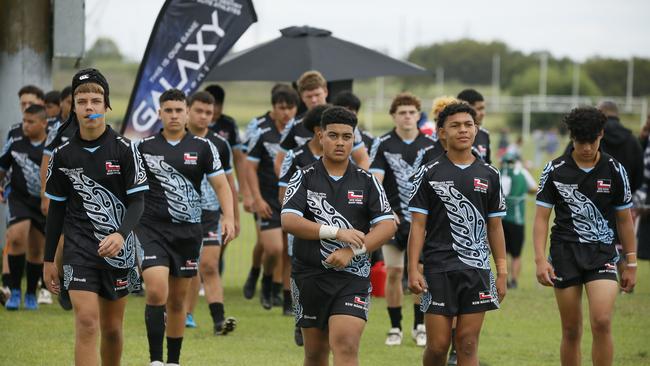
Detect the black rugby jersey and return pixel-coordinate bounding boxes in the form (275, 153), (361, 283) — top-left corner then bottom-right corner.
(209, 114), (242, 150)
(45, 126), (148, 269)
(536, 150), (632, 250)
(409, 154), (506, 273)
(44, 119), (78, 156)
(279, 118), (365, 152)
(278, 143), (320, 187)
(282, 159), (394, 278)
(242, 112), (271, 154)
(0, 134), (45, 203)
(369, 130), (438, 222)
(138, 131), (223, 224)
(247, 118), (283, 200)
(200, 131), (232, 212)
(3, 118), (61, 154)
(473, 127), (491, 164)
(360, 128), (374, 152)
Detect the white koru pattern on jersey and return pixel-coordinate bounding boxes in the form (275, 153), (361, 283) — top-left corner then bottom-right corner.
(384, 150), (427, 222)
(553, 181), (614, 245)
(11, 151), (41, 197)
(430, 181), (490, 270)
(263, 141), (282, 161)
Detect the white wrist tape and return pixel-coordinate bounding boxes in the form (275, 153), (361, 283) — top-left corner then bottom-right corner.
(352, 245), (367, 256)
(319, 225), (339, 240)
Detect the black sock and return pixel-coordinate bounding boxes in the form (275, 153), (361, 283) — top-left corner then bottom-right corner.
(2, 273), (10, 288)
(261, 274), (272, 298)
(26, 262), (42, 295)
(249, 267), (261, 279)
(272, 281), (282, 297)
(209, 302), (225, 324)
(387, 306), (402, 330)
(8, 254), (25, 291)
(283, 289), (292, 309)
(450, 327), (456, 352)
(145, 304), (166, 362)
(413, 303), (424, 329)
(166, 337), (183, 364)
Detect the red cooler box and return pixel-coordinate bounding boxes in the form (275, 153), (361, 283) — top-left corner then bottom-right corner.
(370, 260), (387, 297)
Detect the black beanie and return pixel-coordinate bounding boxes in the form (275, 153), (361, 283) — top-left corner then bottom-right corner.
(71, 68), (111, 109)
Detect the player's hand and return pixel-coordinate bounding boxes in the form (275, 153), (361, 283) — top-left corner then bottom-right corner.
(620, 266), (636, 293)
(221, 215), (236, 245)
(40, 195), (50, 215)
(535, 260), (556, 287)
(408, 268), (427, 295)
(98, 232), (125, 258)
(43, 262), (60, 295)
(243, 195), (255, 213)
(234, 217), (241, 238)
(254, 198), (273, 219)
(335, 228), (365, 249)
(496, 272), (507, 303)
(325, 247), (354, 269)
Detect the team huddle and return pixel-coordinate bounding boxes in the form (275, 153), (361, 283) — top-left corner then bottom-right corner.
(0, 67), (638, 366)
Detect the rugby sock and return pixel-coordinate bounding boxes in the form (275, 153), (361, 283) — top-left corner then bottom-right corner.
(145, 304), (166, 362)
(283, 290), (292, 310)
(250, 267), (261, 279)
(387, 306), (402, 330)
(166, 336), (183, 364)
(8, 254), (25, 290)
(25, 262), (42, 295)
(413, 304), (424, 329)
(261, 274), (272, 298)
(209, 302), (225, 324)
(272, 281), (282, 297)
(2, 273), (10, 288)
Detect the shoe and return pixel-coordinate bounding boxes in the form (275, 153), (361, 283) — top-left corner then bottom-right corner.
(149, 362), (164, 366)
(243, 272), (258, 299)
(283, 306), (293, 317)
(272, 293), (283, 307)
(58, 288), (73, 311)
(24, 293), (38, 310)
(412, 324), (426, 347)
(185, 313), (197, 328)
(294, 326), (304, 347)
(5, 289), (21, 310)
(447, 348), (457, 365)
(260, 294), (272, 310)
(38, 288), (53, 304)
(0, 286), (10, 306)
(385, 327), (403, 346)
(214, 316), (237, 335)
(510, 279), (518, 289)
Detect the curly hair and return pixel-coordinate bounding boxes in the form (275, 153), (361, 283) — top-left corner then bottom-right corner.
(436, 102), (477, 129)
(431, 96), (459, 121)
(389, 92), (421, 114)
(303, 104), (331, 133)
(563, 107), (606, 143)
(321, 106), (357, 130)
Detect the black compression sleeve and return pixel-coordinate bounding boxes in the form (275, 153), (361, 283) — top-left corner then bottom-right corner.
(44, 200), (66, 262)
(116, 191), (145, 239)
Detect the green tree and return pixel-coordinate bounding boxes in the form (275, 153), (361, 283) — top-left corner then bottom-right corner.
(85, 37), (123, 64)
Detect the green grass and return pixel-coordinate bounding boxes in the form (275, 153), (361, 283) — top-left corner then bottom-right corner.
(1, 201), (650, 365)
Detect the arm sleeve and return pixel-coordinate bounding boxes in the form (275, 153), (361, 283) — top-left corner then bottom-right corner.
(408, 165), (432, 215)
(44, 149), (70, 202)
(246, 134), (264, 163)
(44, 200), (66, 262)
(488, 169), (507, 217)
(367, 175), (395, 225)
(281, 169), (308, 217)
(535, 162), (557, 208)
(279, 122), (297, 152)
(202, 139), (224, 177)
(0, 137), (13, 171)
(278, 150), (296, 187)
(612, 161), (633, 210)
(218, 138), (233, 174)
(352, 127), (364, 151)
(116, 192), (145, 238)
(368, 140), (386, 175)
(122, 142), (149, 195)
(229, 119), (243, 150)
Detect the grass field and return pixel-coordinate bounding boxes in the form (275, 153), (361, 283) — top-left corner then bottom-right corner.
(1, 197), (650, 365)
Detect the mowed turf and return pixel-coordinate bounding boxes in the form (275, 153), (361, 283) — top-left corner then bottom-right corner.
(1, 198), (649, 365)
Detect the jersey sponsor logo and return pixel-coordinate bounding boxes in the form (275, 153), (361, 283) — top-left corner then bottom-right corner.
(218, 131), (230, 140)
(473, 177), (489, 193)
(345, 296), (369, 311)
(354, 296), (368, 305)
(347, 190), (364, 205)
(184, 152), (198, 165)
(114, 277), (129, 290)
(143, 255), (157, 261)
(599, 262), (617, 274)
(79, 74), (90, 80)
(181, 259), (198, 271)
(105, 160), (121, 175)
(596, 179), (611, 193)
(479, 291), (492, 300)
(472, 290), (494, 305)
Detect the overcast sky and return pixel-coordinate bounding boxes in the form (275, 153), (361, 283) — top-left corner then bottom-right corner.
(85, 0), (650, 62)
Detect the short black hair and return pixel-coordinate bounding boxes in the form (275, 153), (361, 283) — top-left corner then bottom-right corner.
(437, 102), (477, 129)
(457, 89), (484, 106)
(303, 104), (331, 133)
(271, 85), (300, 107)
(159, 89), (186, 105)
(24, 104), (46, 119)
(204, 84), (225, 105)
(44, 90), (60, 105)
(60, 86), (72, 101)
(564, 107), (606, 143)
(18, 85), (44, 100)
(188, 91), (216, 107)
(332, 91), (361, 112)
(321, 106), (357, 130)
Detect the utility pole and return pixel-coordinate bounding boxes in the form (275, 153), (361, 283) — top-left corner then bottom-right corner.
(572, 61), (580, 106)
(539, 52), (548, 101)
(491, 53), (500, 112)
(626, 57), (634, 111)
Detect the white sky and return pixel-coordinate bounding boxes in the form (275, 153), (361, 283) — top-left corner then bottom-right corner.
(85, 0), (650, 62)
